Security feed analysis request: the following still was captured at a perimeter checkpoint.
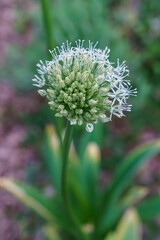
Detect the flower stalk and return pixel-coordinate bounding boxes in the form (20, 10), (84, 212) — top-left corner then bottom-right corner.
(41, 0), (55, 55)
(61, 121), (74, 204)
(61, 121), (89, 240)
(41, 0), (63, 145)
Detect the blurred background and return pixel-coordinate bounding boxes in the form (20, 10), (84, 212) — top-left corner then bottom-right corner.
(0, 0), (160, 239)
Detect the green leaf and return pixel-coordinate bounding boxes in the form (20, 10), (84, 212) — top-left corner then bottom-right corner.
(105, 209), (142, 240)
(0, 178), (56, 223)
(105, 233), (117, 240)
(43, 224), (60, 240)
(107, 139), (160, 203)
(98, 205), (125, 233)
(44, 125), (61, 192)
(137, 194), (160, 221)
(69, 142), (101, 222)
(95, 187), (147, 237)
(116, 209), (141, 240)
(0, 178), (73, 234)
(68, 143), (98, 222)
(120, 186), (148, 206)
(80, 142), (101, 219)
(69, 170), (91, 222)
(99, 139), (160, 234)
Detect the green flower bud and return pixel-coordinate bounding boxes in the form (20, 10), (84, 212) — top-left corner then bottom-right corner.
(33, 40), (136, 132)
(38, 90), (47, 97)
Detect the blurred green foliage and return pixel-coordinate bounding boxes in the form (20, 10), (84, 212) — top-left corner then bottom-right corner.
(1, 126), (160, 240)
(0, 0), (160, 239)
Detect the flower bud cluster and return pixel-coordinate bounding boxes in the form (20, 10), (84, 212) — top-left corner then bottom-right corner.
(33, 40), (136, 132)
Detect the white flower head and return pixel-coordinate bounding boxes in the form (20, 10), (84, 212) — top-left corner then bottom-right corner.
(33, 40), (137, 132)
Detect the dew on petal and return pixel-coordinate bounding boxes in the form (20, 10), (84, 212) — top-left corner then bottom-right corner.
(86, 123), (93, 132)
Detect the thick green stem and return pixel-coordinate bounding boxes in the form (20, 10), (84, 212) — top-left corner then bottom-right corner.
(41, 0), (55, 56)
(61, 121), (74, 202)
(41, 0), (63, 145)
(61, 122), (89, 240)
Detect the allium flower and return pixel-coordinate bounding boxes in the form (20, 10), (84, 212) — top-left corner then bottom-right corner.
(33, 40), (137, 132)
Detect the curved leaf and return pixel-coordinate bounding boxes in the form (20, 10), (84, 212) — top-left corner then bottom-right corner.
(99, 139), (160, 234)
(120, 186), (148, 206)
(43, 224), (60, 240)
(137, 195), (160, 221)
(69, 142), (101, 222)
(0, 178), (74, 234)
(0, 178), (56, 223)
(116, 208), (141, 240)
(81, 142), (101, 220)
(105, 209), (142, 240)
(44, 125), (61, 192)
(99, 186), (148, 234)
